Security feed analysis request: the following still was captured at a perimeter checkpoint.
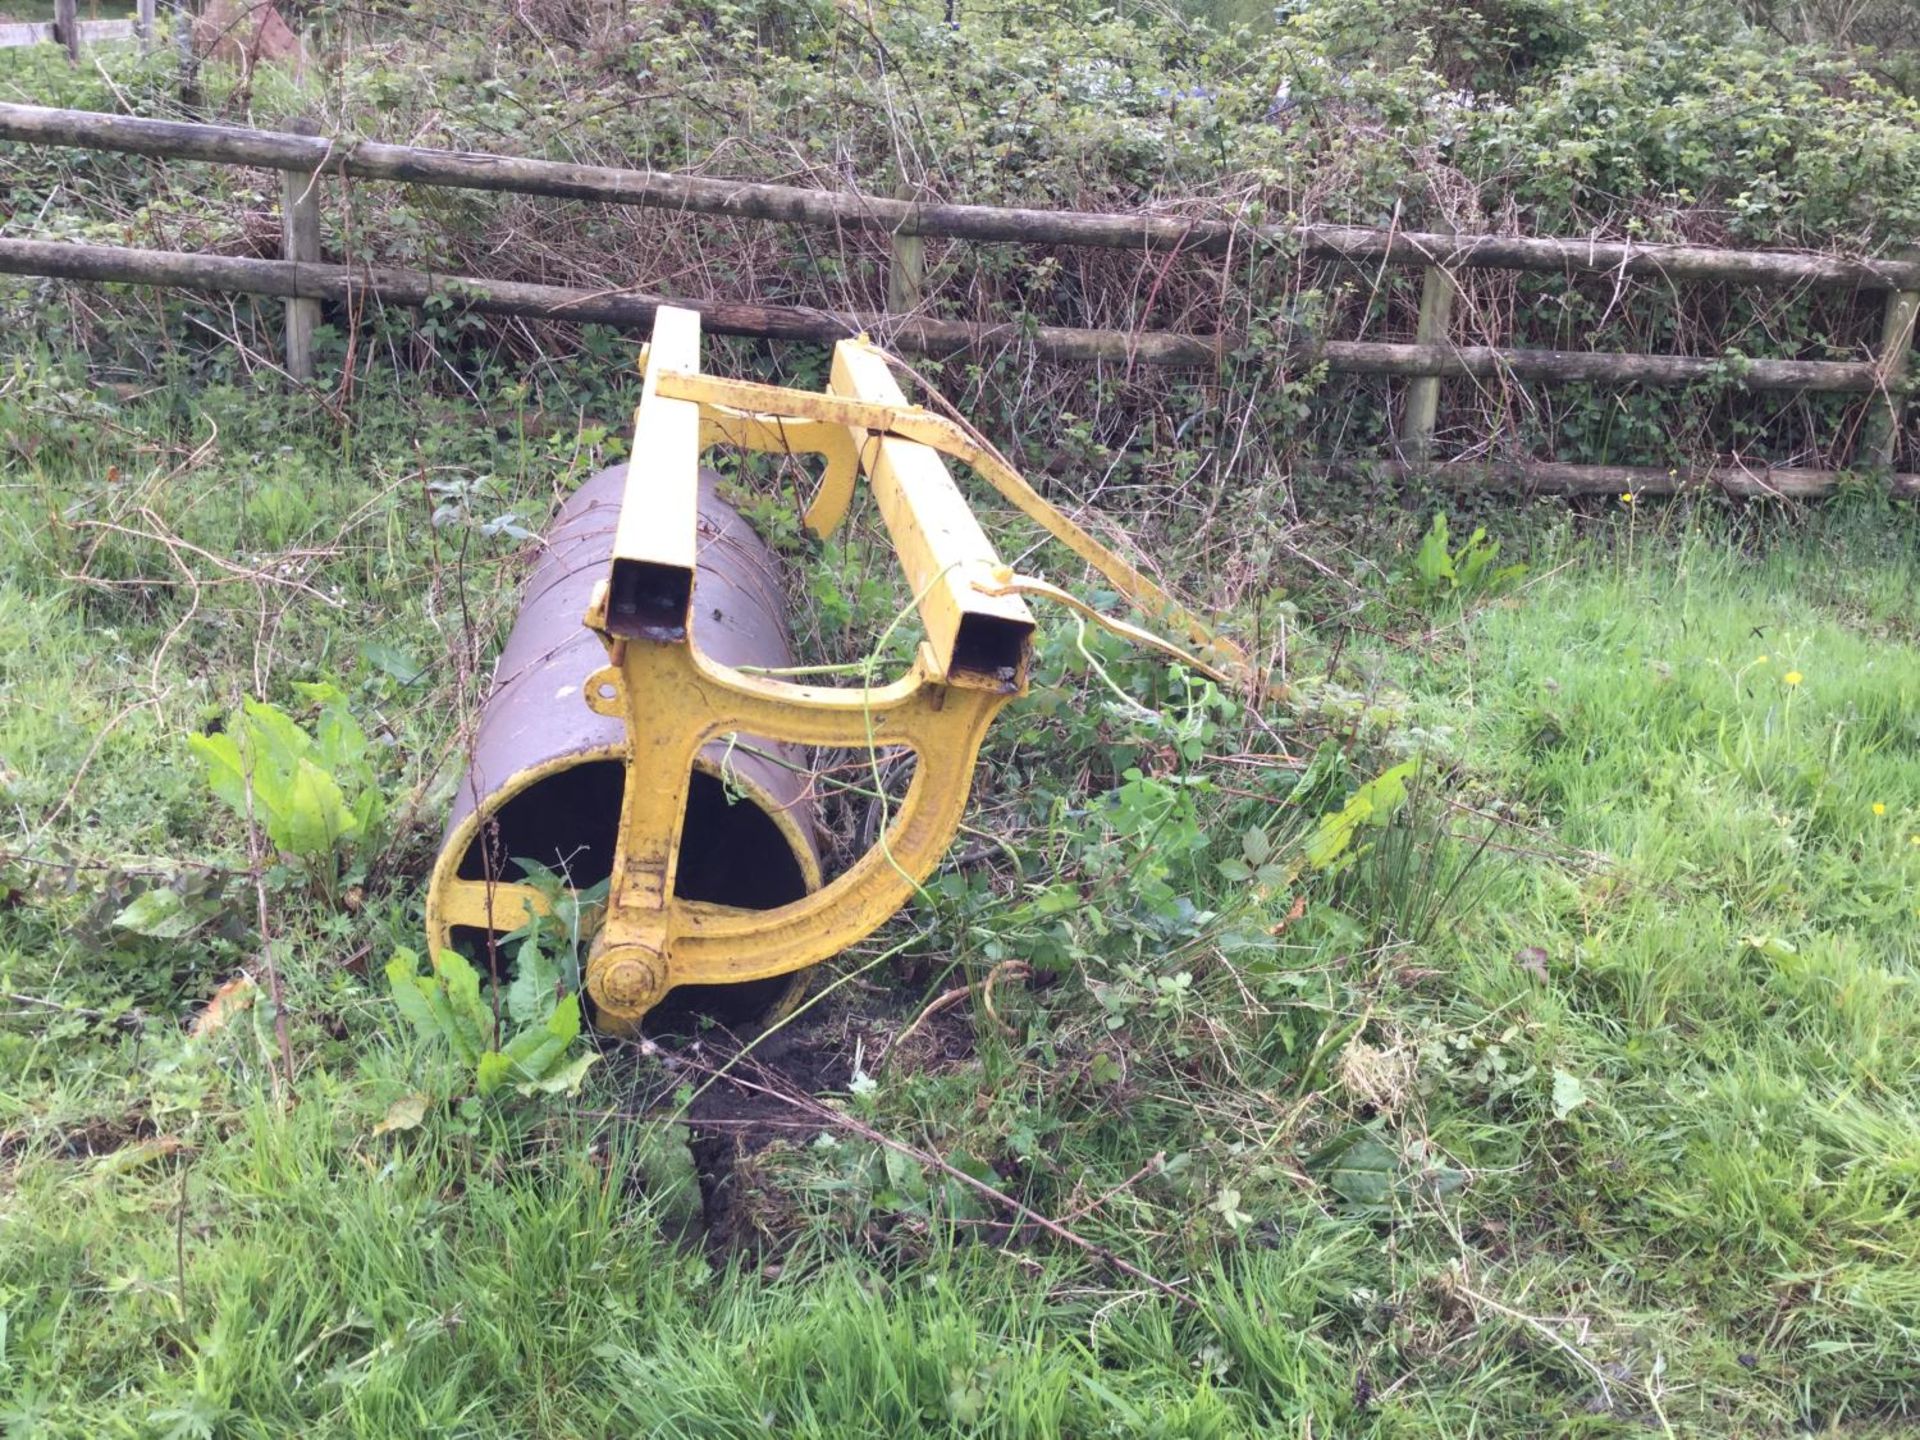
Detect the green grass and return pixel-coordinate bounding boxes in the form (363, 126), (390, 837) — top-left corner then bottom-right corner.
(2, 363), (1918, 1437)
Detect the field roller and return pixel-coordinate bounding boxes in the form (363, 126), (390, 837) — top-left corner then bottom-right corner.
(426, 306), (1251, 1034)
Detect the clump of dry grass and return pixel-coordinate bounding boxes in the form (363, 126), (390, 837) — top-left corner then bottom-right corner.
(1336, 1029), (1420, 1117)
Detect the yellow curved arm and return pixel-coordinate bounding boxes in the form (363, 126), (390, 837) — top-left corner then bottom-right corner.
(696, 409), (863, 537)
(585, 650), (1009, 1029)
(583, 633), (1012, 1033)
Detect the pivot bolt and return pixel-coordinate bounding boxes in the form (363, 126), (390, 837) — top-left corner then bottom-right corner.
(587, 941), (666, 1031)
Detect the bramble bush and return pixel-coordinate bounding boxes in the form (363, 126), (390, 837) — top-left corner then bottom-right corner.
(2, 0), (1915, 482)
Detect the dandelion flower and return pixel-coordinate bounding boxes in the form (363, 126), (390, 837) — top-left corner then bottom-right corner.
(1874, 803), (1887, 815)
(1756, 655), (1769, 664)
(1784, 671), (1803, 686)
(1619, 491), (1637, 505)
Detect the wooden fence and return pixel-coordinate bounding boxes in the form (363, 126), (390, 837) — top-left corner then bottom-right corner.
(0, 2), (155, 57)
(0, 101), (1914, 497)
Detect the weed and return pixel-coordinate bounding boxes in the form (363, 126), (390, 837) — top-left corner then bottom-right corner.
(385, 947), (596, 1100)
(1405, 512), (1528, 609)
(189, 684), (388, 907)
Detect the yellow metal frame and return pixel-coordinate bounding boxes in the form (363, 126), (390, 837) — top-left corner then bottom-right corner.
(430, 305), (1246, 1033)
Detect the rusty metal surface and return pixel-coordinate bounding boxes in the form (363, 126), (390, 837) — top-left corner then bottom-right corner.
(441, 462), (818, 878)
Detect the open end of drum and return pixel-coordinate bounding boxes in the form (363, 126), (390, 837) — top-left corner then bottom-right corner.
(451, 759), (812, 1035)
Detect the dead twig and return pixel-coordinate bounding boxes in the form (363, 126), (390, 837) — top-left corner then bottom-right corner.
(893, 958), (1030, 1051)
(38, 694), (153, 832)
(1058, 1152), (1166, 1224)
(234, 737), (296, 1104)
(6, 991), (145, 1028)
(979, 959), (1030, 1037)
(64, 512), (342, 611)
(1449, 1272), (1616, 1409)
(890, 985), (969, 1050)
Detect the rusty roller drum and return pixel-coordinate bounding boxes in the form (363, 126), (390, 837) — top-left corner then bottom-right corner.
(427, 463), (822, 1032)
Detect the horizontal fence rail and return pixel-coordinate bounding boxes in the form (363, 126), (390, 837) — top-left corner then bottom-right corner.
(4, 236), (1897, 393)
(0, 102), (1914, 497)
(4, 102), (1919, 289)
(0, 237), (1225, 363)
(1314, 460), (1918, 500)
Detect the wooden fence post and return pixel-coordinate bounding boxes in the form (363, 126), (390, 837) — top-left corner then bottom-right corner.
(175, 0), (199, 109)
(1862, 254), (1918, 470)
(279, 119), (323, 381)
(1400, 261), (1455, 464)
(887, 182), (925, 315)
(54, 0), (79, 60)
(137, 0), (157, 52)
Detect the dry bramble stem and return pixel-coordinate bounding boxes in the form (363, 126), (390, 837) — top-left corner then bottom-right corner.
(681, 1052), (1201, 1311)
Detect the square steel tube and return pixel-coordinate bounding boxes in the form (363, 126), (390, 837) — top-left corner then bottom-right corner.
(607, 307), (703, 641)
(829, 342), (1035, 688)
